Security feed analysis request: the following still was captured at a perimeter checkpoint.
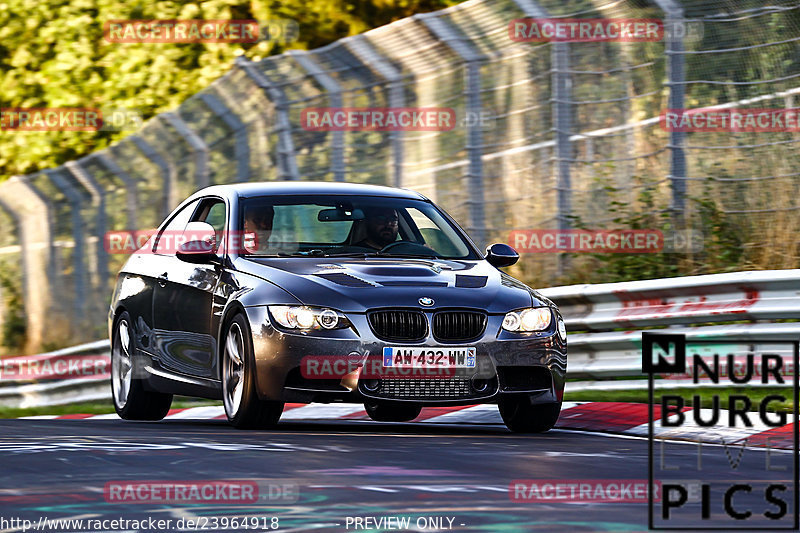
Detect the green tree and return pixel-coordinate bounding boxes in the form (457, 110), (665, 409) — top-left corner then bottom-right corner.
(0, 0), (459, 180)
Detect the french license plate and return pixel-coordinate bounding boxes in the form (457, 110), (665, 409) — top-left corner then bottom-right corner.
(382, 347), (476, 368)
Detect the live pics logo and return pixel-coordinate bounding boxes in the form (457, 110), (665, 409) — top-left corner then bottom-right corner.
(643, 333), (799, 530)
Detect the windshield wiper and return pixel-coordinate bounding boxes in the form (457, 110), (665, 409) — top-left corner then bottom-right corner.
(322, 252), (380, 258)
(249, 251), (440, 259)
(375, 253), (440, 258)
(245, 251), (327, 257)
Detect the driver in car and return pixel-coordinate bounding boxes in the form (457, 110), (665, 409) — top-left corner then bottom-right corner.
(354, 207), (400, 250)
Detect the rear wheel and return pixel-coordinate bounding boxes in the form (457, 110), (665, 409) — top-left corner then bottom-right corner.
(222, 313), (284, 429)
(364, 400), (422, 422)
(499, 397), (561, 433)
(111, 311), (173, 420)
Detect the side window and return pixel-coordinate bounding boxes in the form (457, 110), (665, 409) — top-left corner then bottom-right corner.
(193, 199), (227, 251)
(154, 199), (200, 254)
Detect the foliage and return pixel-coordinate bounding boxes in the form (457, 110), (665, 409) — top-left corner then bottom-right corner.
(0, 264), (25, 352)
(560, 176), (746, 285)
(0, 0), (460, 180)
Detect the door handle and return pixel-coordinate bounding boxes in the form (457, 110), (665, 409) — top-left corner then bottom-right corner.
(158, 272), (168, 287)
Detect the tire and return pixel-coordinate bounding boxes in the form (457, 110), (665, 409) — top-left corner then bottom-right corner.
(364, 400), (422, 422)
(222, 313), (284, 429)
(499, 397), (561, 433)
(111, 311), (173, 420)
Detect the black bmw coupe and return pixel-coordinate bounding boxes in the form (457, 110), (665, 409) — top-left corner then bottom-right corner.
(109, 182), (567, 432)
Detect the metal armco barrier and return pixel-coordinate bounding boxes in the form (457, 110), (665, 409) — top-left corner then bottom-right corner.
(538, 269), (800, 391)
(2, 270), (798, 408)
(538, 269), (800, 331)
(0, 340), (109, 408)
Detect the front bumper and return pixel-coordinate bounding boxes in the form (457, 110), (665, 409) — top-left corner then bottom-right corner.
(244, 306), (566, 406)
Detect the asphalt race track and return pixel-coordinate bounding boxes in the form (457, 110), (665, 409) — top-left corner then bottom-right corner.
(0, 417), (795, 532)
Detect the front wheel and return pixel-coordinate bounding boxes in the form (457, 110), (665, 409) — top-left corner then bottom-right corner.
(364, 401), (422, 422)
(222, 313), (284, 429)
(111, 311), (173, 420)
(498, 397), (561, 433)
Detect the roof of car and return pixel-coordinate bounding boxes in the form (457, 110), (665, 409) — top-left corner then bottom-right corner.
(191, 181), (429, 201)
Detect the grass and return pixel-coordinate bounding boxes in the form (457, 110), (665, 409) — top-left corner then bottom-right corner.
(565, 387), (795, 414)
(0, 397), (219, 419)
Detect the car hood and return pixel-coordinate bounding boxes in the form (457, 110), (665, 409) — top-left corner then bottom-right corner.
(236, 257), (550, 313)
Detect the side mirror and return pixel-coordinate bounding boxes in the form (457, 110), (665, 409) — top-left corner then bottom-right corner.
(176, 222), (221, 265)
(485, 243), (519, 268)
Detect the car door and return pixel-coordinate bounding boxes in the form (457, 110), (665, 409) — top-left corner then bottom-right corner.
(152, 197), (226, 379)
(142, 199), (200, 360)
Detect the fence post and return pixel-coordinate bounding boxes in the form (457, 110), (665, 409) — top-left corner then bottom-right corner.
(64, 160), (109, 285)
(0, 197), (20, 348)
(346, 35), (405, 188)
(235, 56), (300, 180)
(420, 13), (487, 249)
(93, 152), (139, 230)
(290, 50), (346, 182)
(199, 92), (251, 182)
(553, 41), (572, 275)
(214, 80), (272, 178)
(130, 135), (176, 218)
(0, 178), (54, 353)
(162, 112), (210, 190)
(512, 0), (572, 276)
(43, 169), (87, 332)
(653, 0), (687, 216)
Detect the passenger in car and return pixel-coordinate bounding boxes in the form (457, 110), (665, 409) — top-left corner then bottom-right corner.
(243, 204), (274, 253)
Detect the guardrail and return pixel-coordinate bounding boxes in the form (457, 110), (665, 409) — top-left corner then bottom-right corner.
(0, 340), (110, 408)
(540, 270), (800, 330)
(2, 270), (797, 408)
(538, 269), (800, 392)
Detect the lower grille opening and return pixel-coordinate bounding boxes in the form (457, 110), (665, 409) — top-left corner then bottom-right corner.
(369, 377), (498, 400)
(284, 367), (348, 391)
(497, 366), (553, 391)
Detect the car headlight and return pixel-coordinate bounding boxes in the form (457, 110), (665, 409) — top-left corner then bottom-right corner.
(502, 307), (552, 332)
(268, 305), (349, 330)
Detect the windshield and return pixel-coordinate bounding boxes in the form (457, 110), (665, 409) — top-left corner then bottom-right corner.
(238, 194), (479, 259)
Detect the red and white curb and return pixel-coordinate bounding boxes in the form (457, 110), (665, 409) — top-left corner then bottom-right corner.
(20, 402), (794, 449)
